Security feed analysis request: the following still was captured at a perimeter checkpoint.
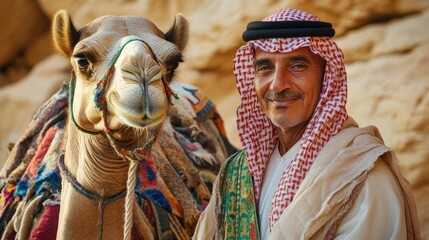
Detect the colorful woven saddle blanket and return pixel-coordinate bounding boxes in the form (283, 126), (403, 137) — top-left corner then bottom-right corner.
(0, 81), (236, 239)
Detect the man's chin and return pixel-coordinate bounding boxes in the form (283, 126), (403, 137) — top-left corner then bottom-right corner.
(270, 115), (304, 129)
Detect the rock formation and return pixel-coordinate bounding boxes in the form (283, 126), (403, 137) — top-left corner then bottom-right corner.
(1, 0), (428, 237)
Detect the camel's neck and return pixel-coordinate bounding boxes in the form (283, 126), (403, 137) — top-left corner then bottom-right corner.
(64, 124), (130, 196)
(57, 123), (129, 239)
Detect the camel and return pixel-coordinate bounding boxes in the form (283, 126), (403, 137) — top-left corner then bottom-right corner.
(0, 10), (235, 239)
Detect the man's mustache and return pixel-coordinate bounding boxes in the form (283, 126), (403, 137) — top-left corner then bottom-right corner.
(264, 90), (304, 100)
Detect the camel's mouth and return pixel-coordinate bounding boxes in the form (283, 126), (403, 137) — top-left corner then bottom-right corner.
(116, 113), (166, 130)
(110, 124), (160, 147)
(107, 90), (168, 130)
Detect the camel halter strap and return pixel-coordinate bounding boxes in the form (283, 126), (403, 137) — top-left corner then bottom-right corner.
(69, 37), (177, 161)
(67, 37), (178, 240)
(57, 153), (126, 239)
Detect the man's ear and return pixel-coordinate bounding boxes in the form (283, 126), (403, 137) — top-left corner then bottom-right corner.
(165, 13), (188, 52)
(51, 10), (79, 57)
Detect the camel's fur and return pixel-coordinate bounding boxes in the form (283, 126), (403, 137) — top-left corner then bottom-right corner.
(0, 10), (233, 240)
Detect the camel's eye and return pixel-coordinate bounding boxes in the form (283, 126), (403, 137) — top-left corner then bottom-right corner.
(74, 55), (94, 79)
(76, 57), (90, 69)
(170, 62), (179, 71)
(164, 62), (179, 82)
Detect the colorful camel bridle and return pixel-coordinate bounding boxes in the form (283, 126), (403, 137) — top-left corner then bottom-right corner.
(68, 37), (178, 162)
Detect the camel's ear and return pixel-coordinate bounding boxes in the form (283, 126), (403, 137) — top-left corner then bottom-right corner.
(52, 10), (79, 57)
(165, 13), (188, 52)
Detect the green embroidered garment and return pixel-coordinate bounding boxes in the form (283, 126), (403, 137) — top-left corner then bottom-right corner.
(218, 150), (260, 240)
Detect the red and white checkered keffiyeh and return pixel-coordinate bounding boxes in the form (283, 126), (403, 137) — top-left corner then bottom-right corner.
(233, 8), (348, 230)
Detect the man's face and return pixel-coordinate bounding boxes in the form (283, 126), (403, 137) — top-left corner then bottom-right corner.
(253, 47), (325, 131)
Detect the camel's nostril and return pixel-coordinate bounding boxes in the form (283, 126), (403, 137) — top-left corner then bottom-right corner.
(121, 61), (143, 84)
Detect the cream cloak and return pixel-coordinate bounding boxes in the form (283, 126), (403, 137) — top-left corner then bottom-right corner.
(193, 119), (420, 239)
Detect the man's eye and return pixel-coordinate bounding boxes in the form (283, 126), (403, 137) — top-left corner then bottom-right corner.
(256, 65), (271, 72)
(291, 63), (306, 69)
(76, 57), (90, 69)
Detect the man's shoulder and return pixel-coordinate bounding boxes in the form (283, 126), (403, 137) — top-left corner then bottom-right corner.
(367, 159), (401, 189)
(216, 150), (250, 185)
(333, 159), (407, 239)
(308, 124), (393, 187)
(328, 123), (386, 149)
(221, 150), (247, 171)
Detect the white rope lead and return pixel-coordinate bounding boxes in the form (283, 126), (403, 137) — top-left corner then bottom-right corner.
(124, 160), (138, 240)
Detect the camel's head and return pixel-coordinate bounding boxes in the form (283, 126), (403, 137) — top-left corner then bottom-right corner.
(52, 10), (188, 145)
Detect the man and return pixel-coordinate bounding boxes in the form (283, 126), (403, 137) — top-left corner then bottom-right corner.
(193, 8), (421, 240)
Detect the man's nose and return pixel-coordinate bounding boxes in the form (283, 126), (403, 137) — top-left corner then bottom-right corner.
(270, 67), (292, 93)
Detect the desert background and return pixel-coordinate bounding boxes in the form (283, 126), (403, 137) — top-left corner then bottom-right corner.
(0, 0), (428, 237)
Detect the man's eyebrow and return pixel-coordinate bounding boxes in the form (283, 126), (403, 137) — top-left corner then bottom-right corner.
(286, 55), (311, 63)
(254, 58), (271, 67)
(254, 55), (311, 67)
